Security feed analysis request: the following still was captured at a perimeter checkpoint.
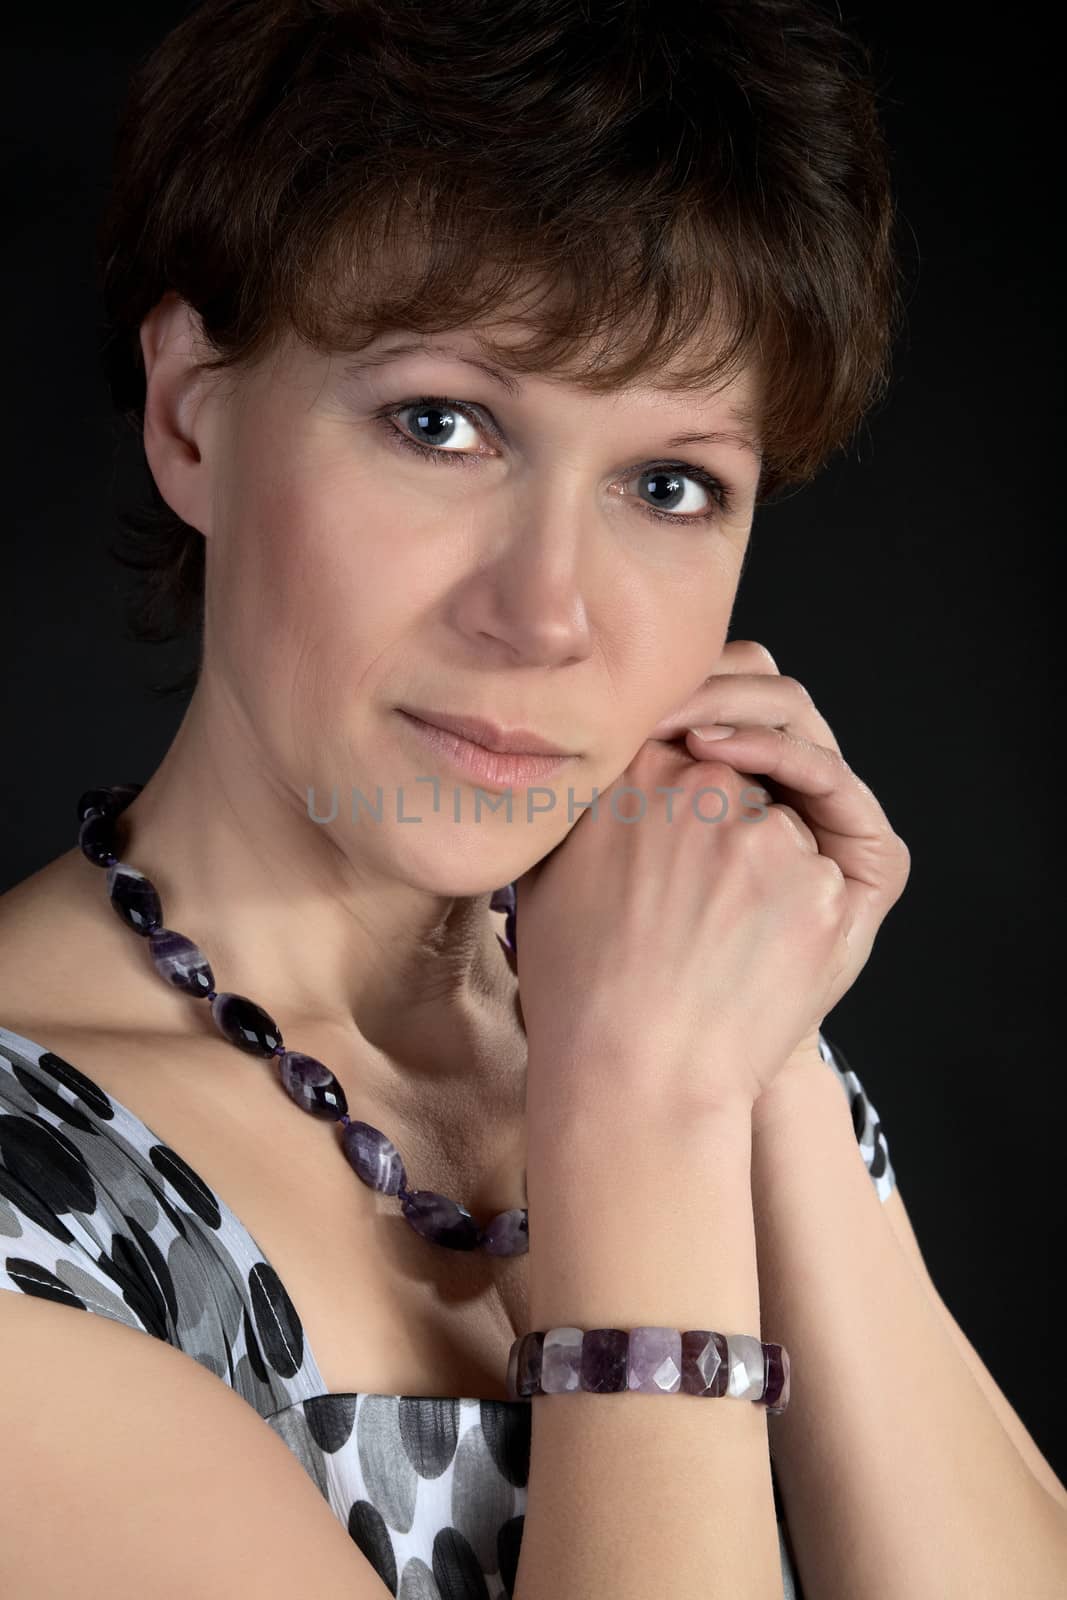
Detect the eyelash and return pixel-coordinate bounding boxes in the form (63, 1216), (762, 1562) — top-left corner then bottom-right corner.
(371, 395), (736, 525)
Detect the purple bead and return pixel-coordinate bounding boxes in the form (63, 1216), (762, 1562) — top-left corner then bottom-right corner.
(627, 1326), (682, 1394)
(541, 1327), (583, 1392)
(210, 992), (282, 1056)
(480, 1207), (529, 1256)
(107, 783), (143, 811)
(341, 1120), (407, 1194)
(515, 1331), (545, 1398)
(399, 1190), (482, 1250)
(148, 928), (215, 997)
(506, 1338), (521, 1402)
(759, 1343), (791, 1414)
(279, 1051), (348, 1120)
(580, 1328), (629, 1393)
(680, 1330), (729, 1396)
(490, 883), (516, 915)
(106, 861), (163, 934)
(725, 1333), (766, 1400)
(78, 811), (118, 867)
(77, 787), (120, 824)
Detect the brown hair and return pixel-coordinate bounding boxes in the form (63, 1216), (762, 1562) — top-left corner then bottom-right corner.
(98, 0), (907, 698)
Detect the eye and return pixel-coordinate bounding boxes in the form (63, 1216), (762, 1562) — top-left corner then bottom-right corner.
(372, 395), (736, 525)
(634, 468), (731, 522)
(384, 398), (484, 455)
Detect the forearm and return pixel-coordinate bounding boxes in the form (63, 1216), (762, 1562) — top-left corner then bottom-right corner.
(515, 1045), (782, 1600)
(751, 1055), (1067, 1600)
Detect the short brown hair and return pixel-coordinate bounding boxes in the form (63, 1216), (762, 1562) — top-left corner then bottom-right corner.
(98, 0), (906, 697)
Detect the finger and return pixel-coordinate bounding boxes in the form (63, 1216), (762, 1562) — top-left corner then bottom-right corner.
(765, 800), (820, 853)
(650, 672), (841, 754)
(684, 727), (908, 950)
(713, 639), (782, 676)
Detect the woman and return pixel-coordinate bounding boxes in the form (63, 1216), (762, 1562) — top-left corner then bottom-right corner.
(1, 2), (1063, 1597)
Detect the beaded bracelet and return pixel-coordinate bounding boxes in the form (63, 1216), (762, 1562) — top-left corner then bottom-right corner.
(507, 1327), (791, 1413)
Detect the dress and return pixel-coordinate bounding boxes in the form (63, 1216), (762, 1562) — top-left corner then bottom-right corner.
(0, 1019), (895, 1599)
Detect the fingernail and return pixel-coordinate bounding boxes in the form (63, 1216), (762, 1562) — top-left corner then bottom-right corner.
(688, 724), (736, 740)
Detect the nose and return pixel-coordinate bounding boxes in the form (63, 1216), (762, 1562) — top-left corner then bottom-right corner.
(448, 511), (595, 668)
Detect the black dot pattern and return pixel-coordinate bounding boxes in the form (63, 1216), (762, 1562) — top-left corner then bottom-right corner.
(1, 1022), (894, 1598)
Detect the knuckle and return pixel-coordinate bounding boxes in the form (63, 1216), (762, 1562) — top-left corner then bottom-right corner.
(778, 674), (813, 705)
(813, 852), (848, 895)
(762, 805), (802, 843)
(728, 639), (779, 673)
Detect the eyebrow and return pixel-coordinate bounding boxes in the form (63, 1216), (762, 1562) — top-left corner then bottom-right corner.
(340, 339), (764, 464)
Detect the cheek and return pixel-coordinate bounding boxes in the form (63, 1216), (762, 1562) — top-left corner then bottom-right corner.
(634, 574), (737, 696)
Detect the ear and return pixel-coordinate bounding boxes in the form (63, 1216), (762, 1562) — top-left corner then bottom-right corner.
(139, 290), (224, 539)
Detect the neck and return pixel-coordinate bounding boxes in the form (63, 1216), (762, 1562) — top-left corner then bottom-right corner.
(61, 685), (523, 1083)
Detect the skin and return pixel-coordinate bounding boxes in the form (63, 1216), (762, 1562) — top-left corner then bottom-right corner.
(119, 291), (792, 1104)
(646, 641), (910, 1124)
(111, 288), (908, 1138)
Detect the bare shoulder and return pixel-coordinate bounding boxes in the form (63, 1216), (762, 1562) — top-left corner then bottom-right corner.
(0, 1291), (393, 1598)
(0, 847), (157, 1035)
(0, 847), (90, 992)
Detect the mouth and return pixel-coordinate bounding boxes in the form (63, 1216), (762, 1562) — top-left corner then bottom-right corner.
(396, 705), (575, 757)
(395, 709), (577, 790)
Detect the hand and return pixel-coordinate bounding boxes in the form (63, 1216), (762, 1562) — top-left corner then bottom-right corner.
(514, 666), (872, 1118)
(645, 638), (911, 1119)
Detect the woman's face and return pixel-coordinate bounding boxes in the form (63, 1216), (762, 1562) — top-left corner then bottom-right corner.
(147, 297), (763, 891)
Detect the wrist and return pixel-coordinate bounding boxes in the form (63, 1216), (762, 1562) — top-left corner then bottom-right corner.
(751, 1046), (838, 1141)
(527, 1062), (757, 1152)
(525, 1021), (759, 1135)
(527, 1101), (757, 1332)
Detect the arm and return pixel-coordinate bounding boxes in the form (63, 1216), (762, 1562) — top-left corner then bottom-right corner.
(750, 1050), (1067, 1600)
(514, 1036), (782, 1600)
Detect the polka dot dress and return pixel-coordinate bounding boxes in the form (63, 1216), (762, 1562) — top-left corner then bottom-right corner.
(1, 1022), (894, 1598)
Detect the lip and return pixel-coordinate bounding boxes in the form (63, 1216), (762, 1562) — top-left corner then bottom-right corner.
(398, 706), (574, 756)
(396, 710), (577, 790)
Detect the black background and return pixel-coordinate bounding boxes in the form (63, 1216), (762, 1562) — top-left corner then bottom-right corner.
(1, 7), (1062, 1484)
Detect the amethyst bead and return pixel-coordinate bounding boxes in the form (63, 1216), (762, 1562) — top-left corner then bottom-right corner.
(148, 928), (215, 997)
(107, 783), (144, 811)
(490, 883), (516, 915)
(680, 1330), (729, 1397)
(210, 992), (282, 1056)
(759, 1342), (791, 1414)
(580, 1328), (629, 1393)
(106, 862), (163, 934)
(279, 1051), (348, 1120)
(541, 1327), (583, 1392)
(513, 1331), (545, 1399)
(506, 1339), (521, 1403)
(77, 783), (141, 823)
(399, 1190), (482, 1250)
(725, 1333), (767, 1400)
(480, 1207), (529, 1257)
(78, 811), (118, 867)
(77, 787), (120, 824)
(342, 1120), (407, 1194)
(627, 1326), (683, 1393)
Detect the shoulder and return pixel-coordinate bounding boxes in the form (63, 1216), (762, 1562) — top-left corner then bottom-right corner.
(0, 1023), (318, 1417)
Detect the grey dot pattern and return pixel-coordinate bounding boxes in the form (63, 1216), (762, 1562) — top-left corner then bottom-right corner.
(0, 1022), (894, 1598)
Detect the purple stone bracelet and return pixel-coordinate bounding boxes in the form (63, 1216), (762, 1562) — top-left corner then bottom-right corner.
(76, 784), (528, 1258)
(506, 1327), (791, 1414)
